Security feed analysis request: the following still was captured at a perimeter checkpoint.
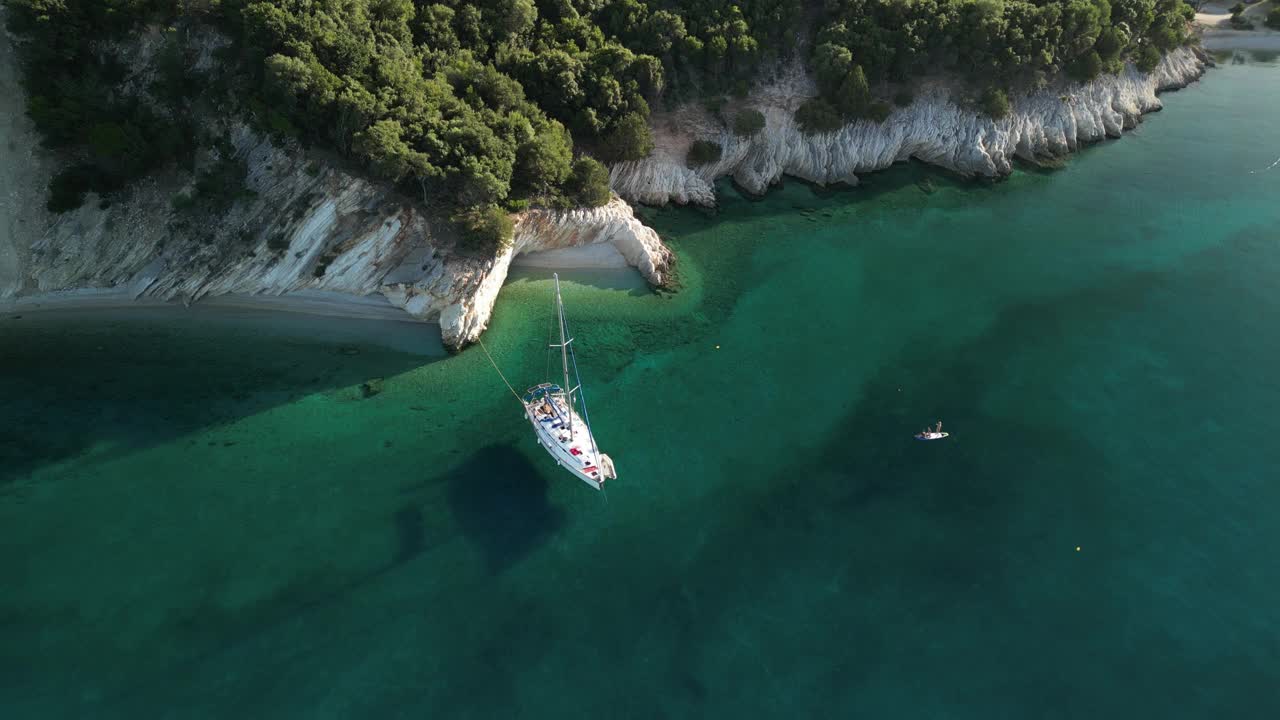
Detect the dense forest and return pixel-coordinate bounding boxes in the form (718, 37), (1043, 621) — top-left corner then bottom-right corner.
(5, 0), (1195, 250)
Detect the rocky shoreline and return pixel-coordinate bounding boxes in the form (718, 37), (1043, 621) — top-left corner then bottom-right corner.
(0, 100), (672, 351)
(0, 27), (1210, 348)
(611, 47), (1209, 207)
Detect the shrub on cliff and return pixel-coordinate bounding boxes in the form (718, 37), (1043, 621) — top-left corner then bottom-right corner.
(828, 61), (874, 117)
(1068, 51), (1105, 83)
(1269, 8), (1280, 29)
(1095, 27), (1125, 65)
(563, 157), (612, 209)
(980, 88), (1012, 120)
(733, 109), (766, 137)
(176, 153), (250, 213)
(795, 98), (845, 134)
(1136, 46), (1163, 73)
(810, 49), (899, 123)
(9, 0), (1202, 216)
(46, 165), (99, 213)
(867, 100), (893, 123)
(686, 140), (723, 167)
(455, 205), (514, 256)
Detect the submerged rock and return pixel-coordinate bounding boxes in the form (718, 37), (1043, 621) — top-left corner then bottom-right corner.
(360, 378), (384, 399)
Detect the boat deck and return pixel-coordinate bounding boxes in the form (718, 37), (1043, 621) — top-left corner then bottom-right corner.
(523, 394), (611, 488)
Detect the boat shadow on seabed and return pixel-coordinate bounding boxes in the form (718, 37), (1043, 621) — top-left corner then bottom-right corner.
(445, 444), (566, 574)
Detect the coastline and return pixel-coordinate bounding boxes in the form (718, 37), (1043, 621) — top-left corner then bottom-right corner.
(1199, 30), (1280, 50)
(1195, 0), (1280, 49)
(0, 31), (1229, 347)
(0, 288), (449, 355)
(1, 18), (672, 350)
(1, 238), (642, 336)
(0, 287), (417, 320)
(611, 47), (1209, 208)
(510, 242), (630, 270)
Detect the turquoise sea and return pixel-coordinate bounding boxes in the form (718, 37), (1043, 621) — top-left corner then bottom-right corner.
(3, 54), (1278, 717)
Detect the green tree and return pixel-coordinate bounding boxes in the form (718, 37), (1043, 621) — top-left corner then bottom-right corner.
(565, 153), (614, 204)
(455, 204), (514, 255)
(1068, 50), (1105, 82)
(979, 87), (1012, 119)
(1136, 45), (1162, 72)
(795, 98), (844, 134)
(563, 156), (612, 208)
(354, 120), (430, 183)
(8, 0), (1205, 217)
(600, 112), (654, 162)
(516, 121), (574, 195)
(1095, 27), (1125, 63)
(263, 54), (312, 110)
(686, 139), (722, 166)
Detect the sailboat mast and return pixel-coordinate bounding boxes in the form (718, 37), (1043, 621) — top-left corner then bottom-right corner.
(554, 274), (574, 441)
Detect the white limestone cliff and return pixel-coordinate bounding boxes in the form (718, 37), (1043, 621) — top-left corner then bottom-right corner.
(611, 47), (1208, 206)
(0, 18), (673, 351)
(382, 198), (673, 349)
(0, 19), (673, 352)
(0, 118), (673, 349)
(1, 20), (1207, 351)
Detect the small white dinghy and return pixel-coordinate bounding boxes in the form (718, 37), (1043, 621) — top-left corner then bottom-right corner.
(915, 421), (949, 441)
(520, 275), (616, 491)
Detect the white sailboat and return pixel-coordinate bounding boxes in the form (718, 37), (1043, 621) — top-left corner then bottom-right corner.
(520, 274), (616, 490)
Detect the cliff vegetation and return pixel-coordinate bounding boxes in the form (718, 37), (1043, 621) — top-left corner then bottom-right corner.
(6, 0), (1197, 248)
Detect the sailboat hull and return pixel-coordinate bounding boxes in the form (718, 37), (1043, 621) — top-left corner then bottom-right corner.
(522, 394), (614, 490)
(517, 274), (616, 492)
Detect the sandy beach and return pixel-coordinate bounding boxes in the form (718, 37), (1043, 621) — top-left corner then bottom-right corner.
(1, 288), (449, 355)
(2, 242), (640, 318)
(511, 242), (631, 269)
(0, 241), (644, 354)
(0, 287), (421, 320)
(1196, 1), (1280, 49)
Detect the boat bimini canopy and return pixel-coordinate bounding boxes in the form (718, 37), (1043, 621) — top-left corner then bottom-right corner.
(522, 383), (563, 404)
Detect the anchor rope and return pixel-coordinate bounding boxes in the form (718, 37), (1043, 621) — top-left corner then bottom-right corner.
(477, 337), (521, 403)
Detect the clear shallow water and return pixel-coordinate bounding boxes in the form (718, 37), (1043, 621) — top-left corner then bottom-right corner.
(3, 57), (1279, 717)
